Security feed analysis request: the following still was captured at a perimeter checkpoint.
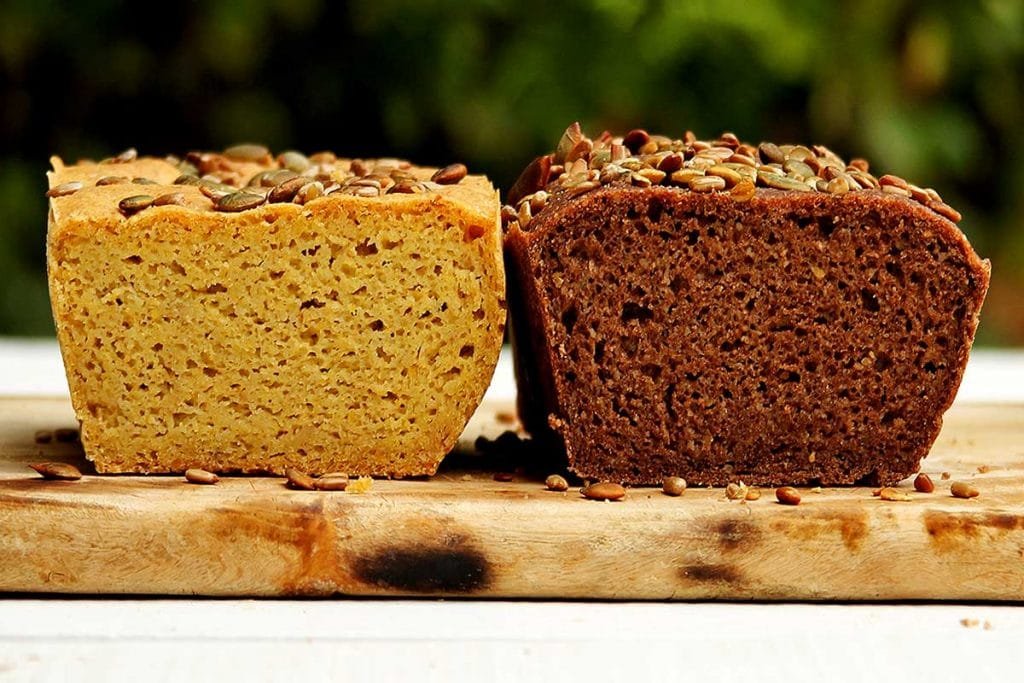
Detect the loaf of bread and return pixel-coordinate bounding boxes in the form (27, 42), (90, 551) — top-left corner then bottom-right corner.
(504, 124), (990, 486)
(46, 146), (505, 476)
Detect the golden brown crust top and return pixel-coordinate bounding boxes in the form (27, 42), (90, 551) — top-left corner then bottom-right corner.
(502, 122), (963, 233)
(47, 146), (497, 231)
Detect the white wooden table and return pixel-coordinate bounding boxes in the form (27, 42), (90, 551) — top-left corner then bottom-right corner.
(1, 340), (1022, 682)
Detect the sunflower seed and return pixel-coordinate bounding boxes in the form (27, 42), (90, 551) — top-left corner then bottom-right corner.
(285, 467), (316, 491)
(689, 175), (727, 192)
(555, 122), (584, 163)
(29, 462), (82, 481)
(46, 181), (83, 198)
(132, 177), (159, 185)
(388, 180), (420, 194)
(431, 162), (469, 185)
(118, 194), (154, 215)
(268, 176), (305, 203)
(294, 181), (324, 204)
(153, 192), (187, 207)
(314, 473), (349, 491)
(111, 148), (138, 163)
(95, 176), (128, 186)
(215, 191), (264, 212)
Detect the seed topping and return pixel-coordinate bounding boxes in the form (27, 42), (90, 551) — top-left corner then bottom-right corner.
(500, 123), (963, 232)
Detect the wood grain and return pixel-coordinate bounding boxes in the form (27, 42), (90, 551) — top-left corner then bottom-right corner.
(1, 396), (1023, 600)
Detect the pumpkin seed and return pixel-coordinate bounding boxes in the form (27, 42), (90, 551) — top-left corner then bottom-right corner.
(216, 191), (265, 212)
(278, 151), (311, 173)
(224, 144), (270, 161)
(758, 171), (813, 192)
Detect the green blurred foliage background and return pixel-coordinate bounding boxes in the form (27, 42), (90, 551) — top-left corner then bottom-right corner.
(1, 0), (1021, 342)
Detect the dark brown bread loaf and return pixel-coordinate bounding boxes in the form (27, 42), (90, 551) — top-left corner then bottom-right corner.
(504, 124), (990, 486)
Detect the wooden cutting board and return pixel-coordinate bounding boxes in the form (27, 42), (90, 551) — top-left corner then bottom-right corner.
(1, 396), (1022, 600)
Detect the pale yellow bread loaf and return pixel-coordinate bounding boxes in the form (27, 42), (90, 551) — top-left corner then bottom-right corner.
(46, 153), (505, 476)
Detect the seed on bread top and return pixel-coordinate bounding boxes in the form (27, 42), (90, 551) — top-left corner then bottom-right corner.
(46, 146), (488, 219)
(503, 122), (961, 231)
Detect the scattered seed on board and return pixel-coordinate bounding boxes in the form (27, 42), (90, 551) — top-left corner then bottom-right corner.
(662, 476), (687, 496)
(185, 468), (219, 485)
(34, 430), (53, 444)
(493, 472), (515, 482)
(582, 482), (626, 501)
(285, 467), (316, 491)
(54, 428), (79, 443)
(950, 481), (979, 499)
(775, 486), (801, 505)
(879, 487), (912, 502)
(545, 474), (569, 492)
(726, 482), (748, 500)
(29, 462), (82, 481)
(914, 473), (935, 493)
(314, 473), (349, 491)
(431, 163), (468, 185)
(745, 487), (761, 501)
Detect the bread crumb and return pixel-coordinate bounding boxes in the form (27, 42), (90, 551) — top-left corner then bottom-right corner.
(960, 618), (979, 628)
(977, 465), (991, 473)
(348, 476), (373, 494)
